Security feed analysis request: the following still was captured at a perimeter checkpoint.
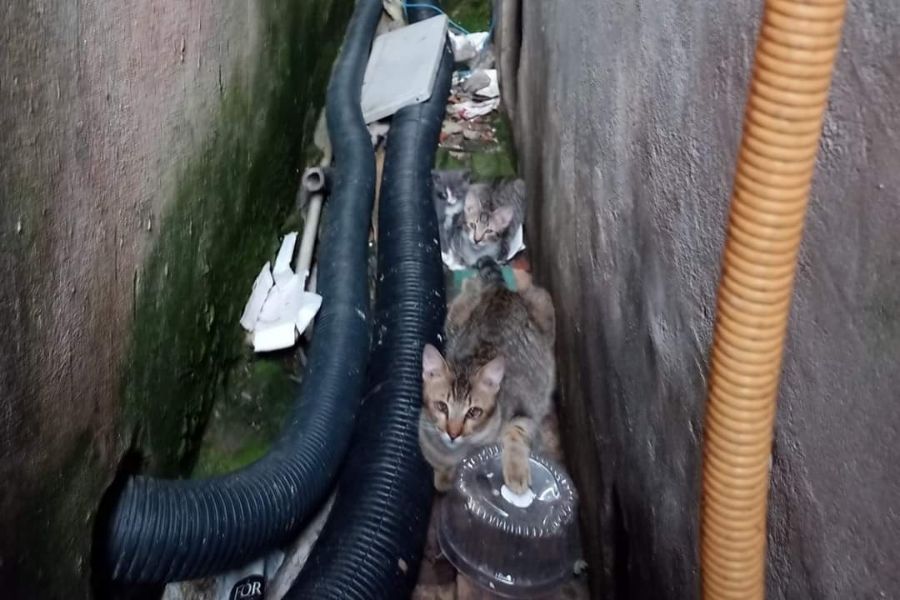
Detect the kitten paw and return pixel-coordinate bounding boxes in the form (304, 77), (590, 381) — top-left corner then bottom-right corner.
(502, 455), (532, 495)
(434, 469), (455, 492)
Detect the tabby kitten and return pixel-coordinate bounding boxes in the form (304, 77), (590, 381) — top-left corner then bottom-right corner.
(419, 259), (556, 493)
(432, 171), (526, 268)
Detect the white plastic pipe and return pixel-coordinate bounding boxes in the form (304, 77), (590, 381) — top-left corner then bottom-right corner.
(297, 168), (326, 283)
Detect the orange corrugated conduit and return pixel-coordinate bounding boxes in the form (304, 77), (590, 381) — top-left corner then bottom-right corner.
(700, 0), (847, 598)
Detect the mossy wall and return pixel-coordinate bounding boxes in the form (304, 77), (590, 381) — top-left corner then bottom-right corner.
(0, 1), (352, 597)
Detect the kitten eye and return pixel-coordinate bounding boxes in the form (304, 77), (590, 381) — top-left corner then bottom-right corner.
(484, 229), (494, 236)
(469, 223), (476, 230)
(466, 407), (483, 419)
(435, 401), (448, 415)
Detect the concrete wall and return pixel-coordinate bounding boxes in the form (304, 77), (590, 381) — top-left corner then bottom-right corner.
(499, 0), (900, 597)
(0, 1), (350, 597)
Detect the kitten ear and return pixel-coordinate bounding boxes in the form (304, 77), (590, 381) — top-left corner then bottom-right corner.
(475, 356), (505, 393)
(464, 192), (480, 218)
(512, 178), (526, 197)
(422, 344), (448, 381)
(491, 206), (515, 231)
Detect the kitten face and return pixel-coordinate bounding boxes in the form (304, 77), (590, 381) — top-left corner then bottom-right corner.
(464, 191), (514, 247)
(422, 344), (503, 443)
(433, 170), (471, 205)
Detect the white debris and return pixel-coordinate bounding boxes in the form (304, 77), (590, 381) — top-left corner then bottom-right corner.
(449, 31), (491, 63)
(294, 291), (322, 335)
(272, 232), (298, 288)
(253, 322), (297, 353)
(465, 31), (490, 51)
(451, 97), (501, 120)
(241, 235), (323, 352)
(382, 0), (405, 22)
(240, 262), (274, 331)
(253, 272), (322, 352)
(461, 69), (491, 93)
(368, 121), (391, 147)
(162, 552), (283, 600)
(473, 69), (499, 99)
(448, 31), (478, 63)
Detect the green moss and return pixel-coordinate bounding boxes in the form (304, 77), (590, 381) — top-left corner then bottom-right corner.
(192, 357), (296, 477)
(122, 0), (353, 478)
(5, 1), (353, 597)
(470, 148), (516, 179)
(443, 0), (492, 32)
(435, 147), (468, 171)
(492, 112), (518, 171)
(280, 209), (305, 237)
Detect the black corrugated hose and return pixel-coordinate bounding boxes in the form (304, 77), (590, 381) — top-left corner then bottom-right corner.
(284, 5), (453, 599)
(100, 0), (383, 583)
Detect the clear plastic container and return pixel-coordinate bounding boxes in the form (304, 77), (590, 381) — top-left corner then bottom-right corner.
(438, 443), (581, 598)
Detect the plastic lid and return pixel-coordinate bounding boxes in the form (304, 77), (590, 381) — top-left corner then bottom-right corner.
(438, 444), (580, 598)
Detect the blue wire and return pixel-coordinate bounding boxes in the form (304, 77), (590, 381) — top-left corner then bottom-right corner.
(402, 2), (472, 35)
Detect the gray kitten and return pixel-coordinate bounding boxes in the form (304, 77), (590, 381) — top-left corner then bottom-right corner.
(432, 170), (471, 251)
(432, 171), (526, 268)
(419, 258), (556, 493)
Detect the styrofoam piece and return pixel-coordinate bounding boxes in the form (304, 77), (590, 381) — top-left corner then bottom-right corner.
(240, 262), (274, 331)
(253, 272), (322, 352)
(257, 272), (303, 324)
(273, 232), (298, 288)
(360, 15), (449, 123)
(254, 272), (302, 351)
(294, 292), (322, 335)
(253, 322), (298, 353)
